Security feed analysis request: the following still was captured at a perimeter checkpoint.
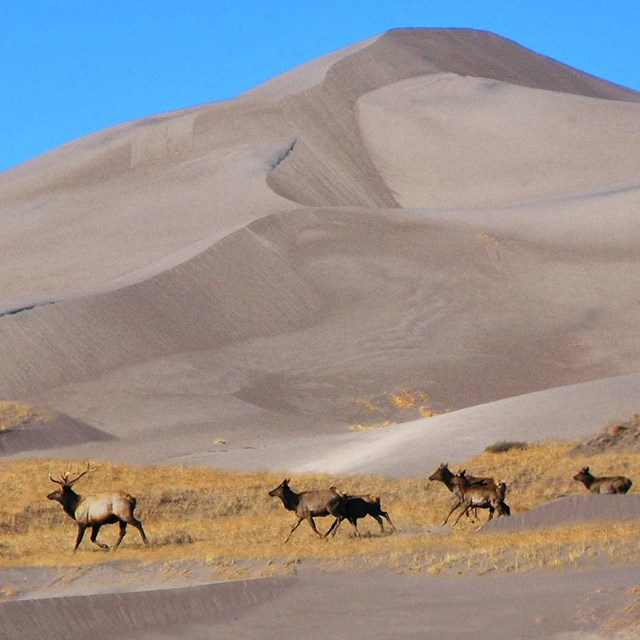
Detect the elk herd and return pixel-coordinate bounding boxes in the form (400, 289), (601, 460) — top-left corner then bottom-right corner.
(266, 462), (633, 543)
(45, 461), (633, 550)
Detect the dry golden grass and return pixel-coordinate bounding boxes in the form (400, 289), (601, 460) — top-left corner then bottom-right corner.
(349, 420), (393, 432)
(0, 401), (54, 432)
(388, 387), (422, 410)
(349, 387), (440, 431)
(2, 441), (640, 579)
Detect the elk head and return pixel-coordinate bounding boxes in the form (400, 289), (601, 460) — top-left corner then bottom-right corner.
(428, 463), (452, 483)
(268, 478), (291, 498)
(47, 462), (94, 502)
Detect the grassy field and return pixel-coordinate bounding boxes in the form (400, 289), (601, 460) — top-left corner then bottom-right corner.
(2, 440), (640, 579)
(0, 401), (53, 432)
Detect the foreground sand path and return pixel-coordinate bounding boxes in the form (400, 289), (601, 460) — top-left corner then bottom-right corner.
(2, 564), (639, 639)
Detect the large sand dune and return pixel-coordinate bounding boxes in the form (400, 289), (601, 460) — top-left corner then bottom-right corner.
(2, 27), (640, 638)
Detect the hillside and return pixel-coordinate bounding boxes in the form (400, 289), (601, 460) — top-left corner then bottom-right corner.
(0, 28), (639, 467)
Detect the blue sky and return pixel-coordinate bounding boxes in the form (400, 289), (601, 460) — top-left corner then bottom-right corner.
(2, 1), (639, 173)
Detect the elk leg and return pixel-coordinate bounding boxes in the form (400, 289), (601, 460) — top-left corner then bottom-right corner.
(451, 504), (472, 527)
(466, 508), (480, 524)
(284, 517), (304, 543)
(305, 515), (324, 538)
(475, 506), (495, 531)
(324, 517), (342, 538)
(442, 499), (462, 525)
(128, 517), (149, 544)
(90, 524), (109, 549)
(372, 514), (385, 533)
(381, 511), (396, 532)
(114, 520), (127, 549)
(74, 523), (87, 551)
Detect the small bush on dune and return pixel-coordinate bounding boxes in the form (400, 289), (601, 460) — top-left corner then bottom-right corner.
(484, 441), (529, 454)
(348, 387), (440, 431)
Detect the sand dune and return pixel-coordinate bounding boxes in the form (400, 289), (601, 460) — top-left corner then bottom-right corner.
(5, 200), (640, 461)
(359, 73), (640, 207)
(0, 409), (112, 455)
(2, 27), (640, 639)
(2, 563), (639, 640)
(1, 27), (639, 464)
(485, 494), (640, 531)
(0, 575), (292, 640)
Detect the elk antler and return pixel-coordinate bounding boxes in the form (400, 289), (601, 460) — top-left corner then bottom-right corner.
(66, 461), (95, 486)
(50, 462), (95, 487)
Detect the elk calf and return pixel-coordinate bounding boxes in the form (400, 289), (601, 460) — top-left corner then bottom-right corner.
(449, 470), (510, 528)
(428, 462), (495, 525)
(573, 467), (632, 494)
(268, 478), (343, 543)
(325, 494), (396, 538)
(47, 464), (148, 551)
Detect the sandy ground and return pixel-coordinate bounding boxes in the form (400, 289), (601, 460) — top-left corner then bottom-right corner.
(2, 27), (640, 639)
(3, 373), (637, 477)
(2, 562), (640, 640)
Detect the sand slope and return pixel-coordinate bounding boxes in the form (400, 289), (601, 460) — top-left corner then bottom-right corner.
(2, 27), (640, 640)
(1, 29), (640, 467)
(0, 409), (112, 455)
(2, 565), (639, 640)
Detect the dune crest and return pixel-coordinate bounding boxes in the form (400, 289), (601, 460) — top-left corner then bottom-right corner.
(0, 28), (639, 464)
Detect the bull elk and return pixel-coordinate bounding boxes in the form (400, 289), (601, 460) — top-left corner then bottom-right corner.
(47, 464), (149, 551)
(268, 478), (343, 543)
(573, 467), (632, 494)
(325, 494), (396, 538)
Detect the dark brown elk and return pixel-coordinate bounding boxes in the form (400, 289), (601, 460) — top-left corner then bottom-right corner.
(428, 462), (495, 525)
(573, 467), (632, 494)
(268, 478), (344, 543)
(325, 494), (396, 538)
(449, 470), (510, 528)
(47, 464), (149, 551)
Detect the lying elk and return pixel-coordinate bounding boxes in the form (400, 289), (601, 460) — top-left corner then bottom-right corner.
(325, 494), (396, 538)
(47, 464), (149, 551)
(428, 462), (495, 525)
(573, 467), (632, 494)
(449, 470), (510, 528)
(268, 478), (343, 543)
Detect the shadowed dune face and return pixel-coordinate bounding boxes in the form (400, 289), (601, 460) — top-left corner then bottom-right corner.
(0, 402), (112, 455)
(1, 28), (640, 461)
